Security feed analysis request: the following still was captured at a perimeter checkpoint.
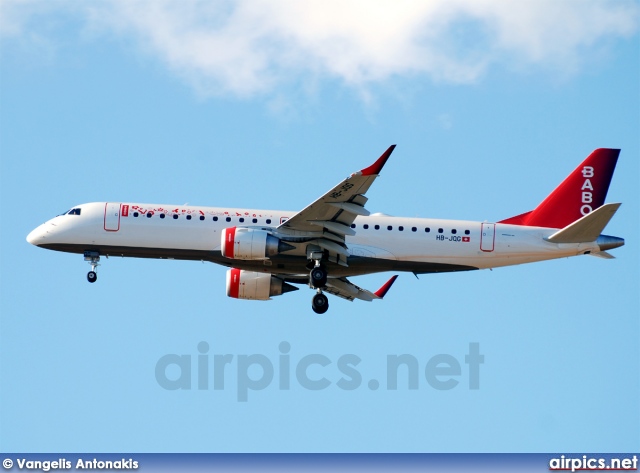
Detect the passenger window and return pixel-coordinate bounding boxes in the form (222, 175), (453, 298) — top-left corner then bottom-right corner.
(266, 219), (272, 224)
(173, 214), (179, 220)
(351, 224), (356, 228)
(133, 212), (139, 217)
(213, 216), (218, 221)
(465, 230), (470, 235)
(387, 225), (392, 231)
(399, 226), (404, 231)
(160, 214), (165, 219)
(226, 217), (231, 222)
(451, 229), (457, 234)
(363, 224), (369, 229)
(425, 228), (431, 233)
(147, 213), (152, 218)
(200, 216), (205, 221)
(374, 225), (380, 230)
(239, 217), (244, 223)
(438, 228), (443, 233)
(253, 218), (258, 223)
(411, 227), (417, 232)
(187, 215), (192, 220)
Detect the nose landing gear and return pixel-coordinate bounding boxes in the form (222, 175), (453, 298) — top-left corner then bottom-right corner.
(84, 251), (100, 283)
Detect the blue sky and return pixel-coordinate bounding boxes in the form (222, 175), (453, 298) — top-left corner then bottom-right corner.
(1, 1), (638, 453)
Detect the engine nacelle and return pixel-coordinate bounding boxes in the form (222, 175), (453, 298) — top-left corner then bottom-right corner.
(221, 227), (293, 260)
(226, 269), (297, 300)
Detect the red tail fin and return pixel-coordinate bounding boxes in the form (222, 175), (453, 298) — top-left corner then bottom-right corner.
(498, 148), (619, 229)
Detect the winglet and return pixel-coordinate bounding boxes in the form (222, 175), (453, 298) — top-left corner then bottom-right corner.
(374, 275), (398, 299)
(360, 145), (396, 176)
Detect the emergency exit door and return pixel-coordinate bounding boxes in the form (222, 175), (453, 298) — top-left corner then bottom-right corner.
(480, 223), (495, 252)
(104, 202), (121, 231)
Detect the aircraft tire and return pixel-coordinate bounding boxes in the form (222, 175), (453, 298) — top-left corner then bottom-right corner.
(310, 267), (328, 288)
(312, 293), (329, 314)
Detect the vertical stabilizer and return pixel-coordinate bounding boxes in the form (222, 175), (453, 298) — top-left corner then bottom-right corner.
(499, 148), (619, 229)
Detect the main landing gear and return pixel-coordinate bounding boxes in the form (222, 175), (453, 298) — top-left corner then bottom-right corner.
(308, 250), (329, 314)
(310, 266), (328, 287)
(84, 251), (100, 283)
(312, 291), (329, 314)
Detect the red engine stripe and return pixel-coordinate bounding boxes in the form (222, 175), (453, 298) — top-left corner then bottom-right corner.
(223, 226), (236, 259)
(228, 268), (240, 299)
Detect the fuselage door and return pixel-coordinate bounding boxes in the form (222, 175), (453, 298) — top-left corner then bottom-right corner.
(104, 202), (121, 232)
(480, 223), (495, 252)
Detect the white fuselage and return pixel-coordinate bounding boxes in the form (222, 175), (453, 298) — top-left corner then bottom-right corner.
(27, 202), (603, 278)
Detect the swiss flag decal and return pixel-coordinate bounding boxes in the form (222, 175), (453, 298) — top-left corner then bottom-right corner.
(462, 237), (470, 242)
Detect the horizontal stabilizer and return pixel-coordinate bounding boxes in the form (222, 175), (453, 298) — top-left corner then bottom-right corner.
(546, 203), (621, 244)
(589, 251), (615, 259)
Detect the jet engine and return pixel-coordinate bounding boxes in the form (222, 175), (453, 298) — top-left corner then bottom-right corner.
(220, 227), (295, 260)
(226, 268), (298, 300)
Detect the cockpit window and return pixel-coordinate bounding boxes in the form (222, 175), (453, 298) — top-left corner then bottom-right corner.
(67, 208), (81, 215)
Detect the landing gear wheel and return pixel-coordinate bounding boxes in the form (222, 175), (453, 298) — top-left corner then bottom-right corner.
(312, 293), (329, 314)
(84, 252), (100, 283)
(310, 266), (328, 288)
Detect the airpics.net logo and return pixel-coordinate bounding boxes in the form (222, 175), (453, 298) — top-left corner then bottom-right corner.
(155, 342), (484, 401)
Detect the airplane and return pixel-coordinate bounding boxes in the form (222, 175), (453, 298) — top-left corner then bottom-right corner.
(26, 146), (624, 314)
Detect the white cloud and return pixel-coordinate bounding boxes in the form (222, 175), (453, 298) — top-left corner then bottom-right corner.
(2, 0), (638, 98)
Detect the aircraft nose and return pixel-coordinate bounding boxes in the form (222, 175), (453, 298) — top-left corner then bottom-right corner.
(26, 224), (47, 246)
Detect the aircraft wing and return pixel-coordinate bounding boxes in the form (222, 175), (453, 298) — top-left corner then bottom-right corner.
(278, 145), (396, 238)
(324, 275), (398, 302)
